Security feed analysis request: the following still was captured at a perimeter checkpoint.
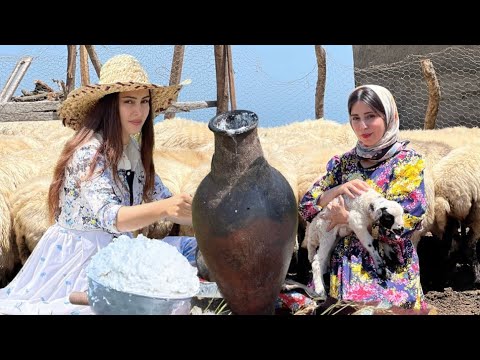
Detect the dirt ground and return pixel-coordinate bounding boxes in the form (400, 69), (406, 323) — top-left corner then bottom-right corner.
(287, 234), (480, 315)
(416, 235), (480, 315)
(424, 288), (480, 315)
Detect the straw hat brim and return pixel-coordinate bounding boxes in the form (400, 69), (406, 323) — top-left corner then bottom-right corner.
(58, 81), (182, 131)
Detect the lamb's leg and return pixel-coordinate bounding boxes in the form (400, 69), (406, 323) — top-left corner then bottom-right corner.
(311, 233), (337, 300)
(307, 239), (317, 263)
(311, 251), (327, 300)
(380, 243), (395, 262)
(305, 223), (318, 263)
(349, 217), (386, 276)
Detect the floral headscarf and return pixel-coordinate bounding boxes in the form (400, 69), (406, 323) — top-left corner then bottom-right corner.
(352, 84), (407, 165)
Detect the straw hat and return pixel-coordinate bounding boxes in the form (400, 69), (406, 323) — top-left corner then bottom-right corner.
(58, 54), (183, 131)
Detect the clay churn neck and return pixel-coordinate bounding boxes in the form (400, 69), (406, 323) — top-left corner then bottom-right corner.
(208, 110), (262, 180)
(192, 109), (298, 315)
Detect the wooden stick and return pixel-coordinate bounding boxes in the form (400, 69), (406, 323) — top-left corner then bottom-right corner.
(84, 45), (102, 77)
(0, 56), (33, 103)
(0, 101), (58, 112)
(315, 45), (327, 119)
(162, 100), (217, 113)
(66, 45), (77, 94)
(79, 45), (90, 86)
(0, 100), (216, 123)
(52, 78), (67, 98)
(214, 45), (228, 114)
(421, 58), (441, 130)
(34, 80), (54, 93)
(0, 111), (59, 122)
(165, 45), (185, 119)
(11, 92), (63, 102)
(11, 93), (49, 102)
(226, 45), (237, 111)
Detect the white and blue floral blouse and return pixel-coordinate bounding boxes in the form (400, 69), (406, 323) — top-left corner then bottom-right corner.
(57, 133), (172, 234)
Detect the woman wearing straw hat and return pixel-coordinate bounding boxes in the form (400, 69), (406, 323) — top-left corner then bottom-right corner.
(0, 54), (197, 315)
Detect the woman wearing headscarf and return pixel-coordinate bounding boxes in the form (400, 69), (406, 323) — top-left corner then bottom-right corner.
(299, 85), (428, 310)
(0, 54), (197, 314)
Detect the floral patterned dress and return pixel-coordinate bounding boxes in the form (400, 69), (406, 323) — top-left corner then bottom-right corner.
(299, 144), (428, 310)
(0, 133), (196, 315)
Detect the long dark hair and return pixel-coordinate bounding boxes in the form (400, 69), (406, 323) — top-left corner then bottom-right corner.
(48, 92), (156, 222)
(348, 86), (386, 120)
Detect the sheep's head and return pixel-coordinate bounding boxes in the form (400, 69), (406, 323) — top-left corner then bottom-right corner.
(369, 198), (404, 235)
(431, 196), (450, 237)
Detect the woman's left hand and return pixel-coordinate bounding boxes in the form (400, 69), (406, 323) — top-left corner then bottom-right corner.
(320, 195), (349, 231)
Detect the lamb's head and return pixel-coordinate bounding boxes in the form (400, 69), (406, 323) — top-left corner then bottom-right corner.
(368, 197), (404, 235)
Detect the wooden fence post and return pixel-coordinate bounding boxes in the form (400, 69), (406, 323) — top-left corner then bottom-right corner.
(66, 45), (77, 94)
(315, 45), (326, 119)
(79, 45), (90, 86)
(226, 45), (236, 111)
(85, 45), (102, 77)
(165, 45), (185, 119)
(421, 58), (441, 130)
(214, 45), (229, 114)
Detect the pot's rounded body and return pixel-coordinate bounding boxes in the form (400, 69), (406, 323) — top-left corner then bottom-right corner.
(192, 110), (297, 315)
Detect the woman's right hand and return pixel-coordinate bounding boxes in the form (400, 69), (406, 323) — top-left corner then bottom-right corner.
(163, 193), (193, 225)
(317, 179), (370, 208)
(336, 179), (370, 199)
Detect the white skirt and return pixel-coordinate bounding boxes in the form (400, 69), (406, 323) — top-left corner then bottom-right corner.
(0, 224), (113, 315)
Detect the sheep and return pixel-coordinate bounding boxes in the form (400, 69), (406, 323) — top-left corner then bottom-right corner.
(304, 188), (404, 299)
(0, 192), (17, 287)
(142, 148), (213, 239)
(0, 120), (74, 145)
(259, 118), (356, 149)
(153, 117), (213, 150)
(153, 117), (357, 153)
(407, 139), (452, 167)
(10, 176), (53, 265)
(404, 139), (452, 247)
(400, 126), (480, 150)
(0, 134), (44, 156)
(431, 144), (480, 284)
(0, 148), (59, 199)
(153, 146), (213, 194)
(0, 149), (61, 283)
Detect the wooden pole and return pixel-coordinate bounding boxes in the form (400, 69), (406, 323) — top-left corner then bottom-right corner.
(315, 45), (326, 119)
(421, 58), (441, 130)
(79, 45), (90, 86)
(66, 45), (77, 94)
(214, 45), (228, 114)
(226, 45), (237, 111)
(165, 45), (186, 119)
(85, 45), (102, 77)
(0, 56), (33, 103)
(162, 100), (217, 113)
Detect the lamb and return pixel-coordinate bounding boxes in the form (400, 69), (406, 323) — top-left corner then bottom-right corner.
(304, 188), (404, 299)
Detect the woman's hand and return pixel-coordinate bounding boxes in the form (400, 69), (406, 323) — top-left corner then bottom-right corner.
(163, 193), (193, 225)
(317, 179), (370, 208)
(116, 193), (193, 232)
(336, 179), (370, 199)
(321, 195), (350, 231)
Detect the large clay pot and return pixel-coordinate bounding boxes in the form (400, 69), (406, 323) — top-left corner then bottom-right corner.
(192, 110), (298, 315)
